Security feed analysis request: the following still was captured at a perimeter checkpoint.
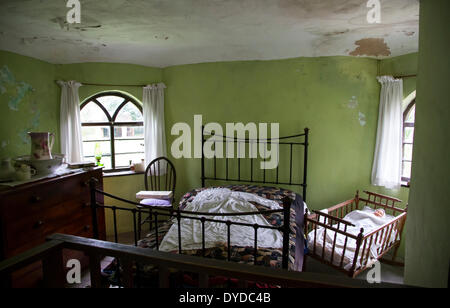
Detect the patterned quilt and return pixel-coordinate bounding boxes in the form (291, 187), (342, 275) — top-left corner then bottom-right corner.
(102, 185), (305, 287)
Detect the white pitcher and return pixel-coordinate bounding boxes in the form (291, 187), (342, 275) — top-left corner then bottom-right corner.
(28, 132), (55, 160)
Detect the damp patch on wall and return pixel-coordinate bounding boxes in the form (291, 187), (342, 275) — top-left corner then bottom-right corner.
(0, 65), (35, 111)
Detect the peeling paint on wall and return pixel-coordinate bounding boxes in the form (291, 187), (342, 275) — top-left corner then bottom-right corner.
(349, 38), (391, 57)
(0, 65), (34, 111)
(348, 96), (358, 109)
(358, 112), (367, 126)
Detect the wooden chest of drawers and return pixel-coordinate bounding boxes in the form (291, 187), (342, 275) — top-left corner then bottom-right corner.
(0, 168), (106, 287)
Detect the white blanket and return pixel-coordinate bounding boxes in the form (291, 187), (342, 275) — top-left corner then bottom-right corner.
(159, 188), (284, 252)
(307, 207), (396, 270)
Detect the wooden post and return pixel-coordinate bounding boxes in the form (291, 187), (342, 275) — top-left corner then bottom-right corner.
(42, 247), (65, 288)
(121, 259), (134, 288)
(349, 228), (364, 277)
(89, 253), (103, 288)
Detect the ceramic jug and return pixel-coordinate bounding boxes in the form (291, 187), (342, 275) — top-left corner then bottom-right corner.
(28, 132), (55, 160)
(0, 158), (15, 181)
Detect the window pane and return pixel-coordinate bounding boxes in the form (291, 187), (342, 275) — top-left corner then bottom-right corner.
(82, 126), (110, 141)
(115, 103), (143, 122)
(405, 105), (415, 123)
(115, 153), (145, 168)
(115, 126), (144, 140)
(404, 127), (414, 143)
(402, 162), (412, 179)
(114, 139), (145, 155)
(403, 144), (413, 161)
(96, 95), (125, 116)
(80, 102), (108, 123)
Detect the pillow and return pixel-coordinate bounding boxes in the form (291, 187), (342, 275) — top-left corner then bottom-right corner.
(140, 198), (172, 207)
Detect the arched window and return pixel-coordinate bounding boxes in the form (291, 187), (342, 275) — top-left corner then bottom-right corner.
(80, 92), (144, 171)
(402, 99), (415, 185)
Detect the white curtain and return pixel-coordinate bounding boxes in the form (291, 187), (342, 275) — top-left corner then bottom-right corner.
(143, 83), (167, 171)
(57, 80), (84, 163)
(371, 76), (404, 189)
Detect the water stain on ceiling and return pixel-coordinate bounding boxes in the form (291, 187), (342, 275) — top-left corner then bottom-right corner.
(0, 0), (419, 67)
(350, 38), (391, 57)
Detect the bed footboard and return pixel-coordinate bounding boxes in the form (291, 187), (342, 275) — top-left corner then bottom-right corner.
(304, 191), (407, 278)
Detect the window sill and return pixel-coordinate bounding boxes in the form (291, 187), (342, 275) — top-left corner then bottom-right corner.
(103, 170), (145, 178)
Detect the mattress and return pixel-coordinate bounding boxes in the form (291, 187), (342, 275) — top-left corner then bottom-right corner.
(139, 185), (305, 270)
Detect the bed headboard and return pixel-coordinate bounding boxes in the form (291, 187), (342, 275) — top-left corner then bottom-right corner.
(200, 126), (310, 202)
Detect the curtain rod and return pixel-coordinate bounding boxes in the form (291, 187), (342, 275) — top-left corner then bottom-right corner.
(392, 74), (417, 79)
(54, 81), (149, 87)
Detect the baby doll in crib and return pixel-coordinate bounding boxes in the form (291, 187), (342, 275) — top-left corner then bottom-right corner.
(374, 208), (386, 218)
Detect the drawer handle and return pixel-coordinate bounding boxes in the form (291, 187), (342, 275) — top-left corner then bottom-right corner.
(31, 196), (42, 203)
(84, 225), (90, 231)
(33, 220), (44, 229)
(82, 202), (89, 208)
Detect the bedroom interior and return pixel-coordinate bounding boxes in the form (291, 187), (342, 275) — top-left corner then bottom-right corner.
(0, 0), (448, 290)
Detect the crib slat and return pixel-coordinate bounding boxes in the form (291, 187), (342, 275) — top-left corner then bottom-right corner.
(383, 223), (395, 252)
(321, 227), (327, 259)
(359, 239), (367, 267)
(339, 225), (349, 268)
(330, 222), (339, 264)
(313, 217), (318, 255)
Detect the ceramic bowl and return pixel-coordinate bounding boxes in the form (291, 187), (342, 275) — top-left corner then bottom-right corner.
(15, 154), (65, 176)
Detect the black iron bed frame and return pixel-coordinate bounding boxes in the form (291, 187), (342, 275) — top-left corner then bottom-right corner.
(88, 127), (309, 285)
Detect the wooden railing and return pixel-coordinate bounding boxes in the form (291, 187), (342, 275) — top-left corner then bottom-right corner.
(0, 233), (410, 288)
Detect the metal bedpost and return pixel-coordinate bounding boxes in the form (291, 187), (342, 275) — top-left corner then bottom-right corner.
(282, 197), (291, 270)
(303, 127), (309, 202)
(89, 177), (100, 240)
(201, 125), (205, 187)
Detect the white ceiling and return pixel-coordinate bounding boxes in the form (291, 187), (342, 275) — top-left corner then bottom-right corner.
(0, 0), (419, 68)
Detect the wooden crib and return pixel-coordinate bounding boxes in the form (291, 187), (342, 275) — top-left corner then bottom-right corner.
(304, 191), (407, 278)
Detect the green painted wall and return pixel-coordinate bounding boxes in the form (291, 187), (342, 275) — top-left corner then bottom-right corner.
(0, 50), (59, 159)
(163, 57), (409, 209)
(404, 0), (450, 288)
(379, 52), (418, 99)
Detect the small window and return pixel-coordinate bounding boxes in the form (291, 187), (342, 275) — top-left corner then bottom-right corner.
(402, 99), (415, 185)
(80, 92), (144, 171)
